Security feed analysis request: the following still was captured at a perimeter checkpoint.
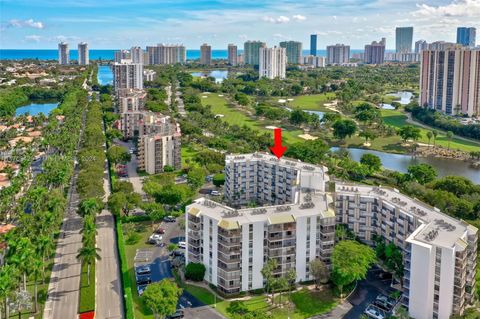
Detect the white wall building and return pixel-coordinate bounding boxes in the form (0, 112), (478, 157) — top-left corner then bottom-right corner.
(77, 42), (89, 65)
(130, 46), (144, 64)
(143, 69), (156, 82)
(113, 60), (143, 90)
(58, 42), (69, 65)
(259, 46), (286, 79)
(228, 44), (238, 66)
(326, 44), (350, 64)
(303, 55), (325, 68)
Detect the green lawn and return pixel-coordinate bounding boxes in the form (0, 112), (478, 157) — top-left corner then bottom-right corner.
(201, 93), (303, 144)
(291, 288), (338, 317)
(280, 93), (336, 111)
(79, 263), (96, 313)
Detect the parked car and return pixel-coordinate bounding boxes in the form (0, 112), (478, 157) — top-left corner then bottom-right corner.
(166, 310), (184, 319)
(178, 241), (186, 249)
(170, 250), (185, 257)
(376, 294), (395, 308)
(136, 276), (152, 286)
(210, 190), (221, 196)
(148, 234), (162, 244)
(164, 216), (176, 223)
(154, 228), (165, 234)
(373, 300), (390, 312)
(135, 265), (151, 276)
(137, 284), (147, 296)
(365, 305), (384, 319)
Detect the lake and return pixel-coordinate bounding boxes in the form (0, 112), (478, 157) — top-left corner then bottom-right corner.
(16, 102), (59, 116)
(382, 91), (414, 109)
(331, 147), (480, 184)
(98, 65), (113, 85)
(285, 107), (325, 119)
(191, 70), (229, 83)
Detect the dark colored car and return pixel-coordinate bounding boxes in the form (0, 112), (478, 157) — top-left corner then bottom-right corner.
(166, 310), (184, 319)
(170, 250), (185, 257)
(135, 265), (151, 276)
(154, 228), (165, 234)
(136, 275), (152, 286)
(164, 216), (176, 223)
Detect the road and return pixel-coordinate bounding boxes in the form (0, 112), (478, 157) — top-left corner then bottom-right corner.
(114, 139), (145, 197)
(174, 83), (186, 117)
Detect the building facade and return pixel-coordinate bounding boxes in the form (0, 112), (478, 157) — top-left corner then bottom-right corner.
(113, 61), (144, 90)
(259, 46), (286, 79)
(200, 43), (212, 65)
(326, 44), (350, 64)
(415, 40), (428, 53)
(279, 41), (302, 64)
(419, 48), (480, 116)
(130, 46), (144, 64)
(303, 55), (325, 68)
(244, 41), (267, 66)
(114, 50), (130, 63)
(310, 34), (318, 56)
(457, 27), (476, 47)
(364, 38), (386, 65)
(145, 44), (186, 65)
(77, 42), (89, 65)
(228, 44), (238, 66)
(186, 153), (335, 294)
(58, 42), (69, 65)
(396, 27), (414, 53)
(143, 69), (156, 82)
(335, 184), (477, 319)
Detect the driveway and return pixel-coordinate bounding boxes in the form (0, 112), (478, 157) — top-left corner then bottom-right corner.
(113, 139), (145, 197)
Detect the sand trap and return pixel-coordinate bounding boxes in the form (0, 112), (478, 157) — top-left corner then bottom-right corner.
(215, 114), (225, 118)
(363, 142), (371, 147)
(265, 126), (278, 130)
(278, 99), (287, 103)
(202, 96), (208, 98)
(202, 92), (211, 94)
(299, 134), (318, 140)
(287, 98), (294, 101)
(218, 94), (224, 97)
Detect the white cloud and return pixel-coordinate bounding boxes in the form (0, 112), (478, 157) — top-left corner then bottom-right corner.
(238, 34), (248, 40)
(24, 35), (42, 42)
(292, 14), (306, 21)
(8, 19), (44, 29)
(262, 15), (290, 24)
(55, 35), (80, 42)
(413, 0), (480, 18)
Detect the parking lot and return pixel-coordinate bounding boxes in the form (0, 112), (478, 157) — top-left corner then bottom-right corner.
(344, 266), (399, 319)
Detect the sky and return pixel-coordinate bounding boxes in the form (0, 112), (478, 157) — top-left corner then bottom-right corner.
(0, 0), (479, 49)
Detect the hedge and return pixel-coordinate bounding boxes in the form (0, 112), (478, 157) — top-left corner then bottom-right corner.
(79, 263), (96, 313)
(115, 217), (135, 319)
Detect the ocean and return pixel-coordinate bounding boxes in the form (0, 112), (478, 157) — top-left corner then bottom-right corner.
(0, 49), (368, 61)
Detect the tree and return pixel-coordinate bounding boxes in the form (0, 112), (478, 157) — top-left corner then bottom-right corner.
(79, 198), (101, 216)
(432, 130), (438, 146)
(360, 153), (382, 174)
(107, 145), (131, 164)
(212, 173), (225, 187)
(310, 259), (329, 289)
(331, 240), (376, 297)
(426, 131), (433, 147)
(227, 300), (248, 315)
(187, 167), (206, 190)
(142, 280), (182, 319)
(76, 246), (101, 285)
(0, 265), (18, 319)
(31, 258), (44, 313)
(358, 130), (377, 145)
(332, 119), (357, 140)
(261, 258), (278, 303)
(397, 126), (421, 144)
(446, 130), (454, 149)
(285, 139), (329, 164)
(407, 164), (437, 185)
(167, 243), (178, 252)
(35, 235), (55, 283)
(185, 262), (206, 281)
(384, 243), (404, 287)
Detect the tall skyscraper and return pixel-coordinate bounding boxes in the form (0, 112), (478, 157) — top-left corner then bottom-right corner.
(457, 27), (476, 47)
(145, 44), (186, 65)
(130, 46), (144, 64)
(279, 41), (302, 64)
(326, 44), (350, 64)
(58, 42), (69, 65)
(364, 38), (385, 64)
(244, 41), (266, 66)
(310, 34), (318, 56)
(227, 44), (238, 66)
(420, 48), (480, 117)
(200, 43), (212, 65)
(415, 40), (428, 53)
(77, 42), (89, 65)
(396, 27), (414, 53)
(113, 61), (144, 90)
(259, 46), (286, 79)
(114, 50), (130, 63)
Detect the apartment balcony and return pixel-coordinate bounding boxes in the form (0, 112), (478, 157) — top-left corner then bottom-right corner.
(218, 253), (241, 264)
(188, 238), (201, 247)
(218, 262), (241, 271)
(218, 244), (241, 255)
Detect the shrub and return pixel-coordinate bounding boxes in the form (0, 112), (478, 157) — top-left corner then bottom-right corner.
(185, 262), (206, 281)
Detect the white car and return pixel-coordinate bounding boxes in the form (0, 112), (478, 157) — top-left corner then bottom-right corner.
(148, 234), (162, 244)
(365, 305), (384, 319)
(178, 241), (186, 249)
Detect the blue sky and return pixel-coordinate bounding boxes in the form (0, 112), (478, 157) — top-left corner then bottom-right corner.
(0, 0), (479, 49)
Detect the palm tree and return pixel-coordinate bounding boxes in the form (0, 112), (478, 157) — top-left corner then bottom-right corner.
(35, 235), (55, 283)
(79, 198), (100, 216)
(426, 131), (433, 147)
(446, 131), (453, 149)
(31, 258), (44, 313)
(76, 245), (101, 286)
(8, 237), (34, 291)
(432, 130), (438, 147)
(0, 265), (18, 319)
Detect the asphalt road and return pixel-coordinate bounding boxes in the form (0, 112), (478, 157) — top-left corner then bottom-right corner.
(114, 139), (145, 198)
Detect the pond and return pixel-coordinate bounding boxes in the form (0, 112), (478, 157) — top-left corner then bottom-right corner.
(386, 91), (413, 105)
(331, 147), (480, 184)
(285, 107), (325, 120)
(16, 102), (59, 116)
(98, 65), (113, 85)
(191, 70), (229, 83)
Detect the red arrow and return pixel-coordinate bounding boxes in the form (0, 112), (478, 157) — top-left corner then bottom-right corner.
(269, 128), (287, 159)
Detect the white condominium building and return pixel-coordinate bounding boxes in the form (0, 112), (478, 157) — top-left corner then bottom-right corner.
(146, 44), (186, 65)
(114, 50), (131, 63)
(303, 55), (325, 68)
(228, 44), (238, 66)
(143, 69), (156, 82)
(420, 48), (480, 117)
(113, 60), (143, 90)
(335, 184), (477, 319)
(130, 46), (144, 64)
(326, 44), (350, 65)
(58, 42), (69, 65)
(259, 46), (286, 79)
(77, 42), (89, 65)
(279, 41), (303, 64)
(186, 153), (335, 294)
(200, 43), (212, 65)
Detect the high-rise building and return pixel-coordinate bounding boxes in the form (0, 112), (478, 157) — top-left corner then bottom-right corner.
(77, 42), (89, 65)
(364, 38), (385, 64)
(303, 55), (325, 68)
(58, 42), (69, 65)
(186, 153), (334, 295)
(244, 41), (267, 66)
(279, 41), (302, 64)
(130, 46), (144, 64)
(396, 27), (414, 53)
(145, 44), (186, 65)
(428, 41), (459, 51)
(113, 60), (144, 90)
(336, 183), (477, 318)
(419, 48), (480, 117)
(228, 44), (238, 66)
(200, 43), (212, 65)
(143, 69), (156, 82)
(326, 44), (350, 64)
(310, 34), (318, 56)
(415, 40), (428, 53)
(114, 50), (130, 63)
(457, 27), (476, 47)
(259, 46), (286, 79)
